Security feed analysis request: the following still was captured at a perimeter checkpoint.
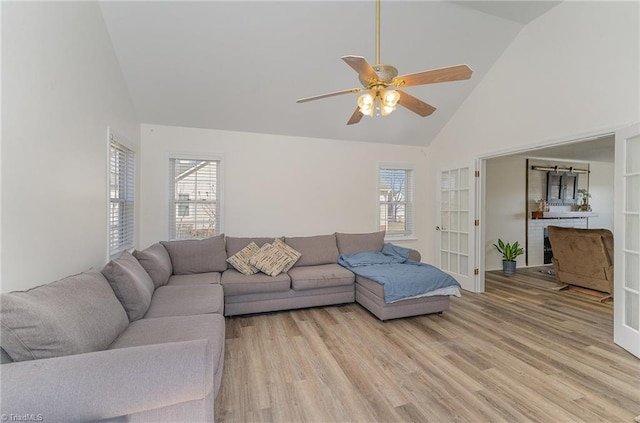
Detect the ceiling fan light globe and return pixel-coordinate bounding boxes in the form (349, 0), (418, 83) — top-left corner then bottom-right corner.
(380, 105), (395, 116)
(381, 89), (400, 107)
(357, 92), (375, 108)
(360, 105), (374, 117)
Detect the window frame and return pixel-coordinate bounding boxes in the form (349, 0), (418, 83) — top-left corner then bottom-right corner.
(168, 155), (223, 240)
(378, 163), (415, 240)
(108, 130), (136, 258)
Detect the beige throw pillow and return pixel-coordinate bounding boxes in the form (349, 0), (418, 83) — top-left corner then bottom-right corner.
(273, 239), (301, 272)
(249, 242), (298, 277)
(226, 241), (260, 275)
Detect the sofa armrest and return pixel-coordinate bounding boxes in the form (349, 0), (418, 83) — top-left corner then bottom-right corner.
(0, 339), (213, 422)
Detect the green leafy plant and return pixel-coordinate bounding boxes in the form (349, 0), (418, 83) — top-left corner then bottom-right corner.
(493, 239), (524, 262)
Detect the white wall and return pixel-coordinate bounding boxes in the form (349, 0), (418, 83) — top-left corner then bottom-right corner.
(485, 155), (527, 271)
(1, 2), (139, 292)
(588, 161), (615, 231)
(426, 1), (639, 264)
(139, 124), (430, 254)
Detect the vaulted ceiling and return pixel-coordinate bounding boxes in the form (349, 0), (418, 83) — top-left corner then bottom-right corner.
(99, 1), (561, 146)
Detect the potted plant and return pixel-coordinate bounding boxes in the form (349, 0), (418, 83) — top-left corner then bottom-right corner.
(493, 239), (524, 274)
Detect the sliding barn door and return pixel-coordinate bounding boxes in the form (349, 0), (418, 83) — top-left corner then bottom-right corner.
(614, 123), (640, 359)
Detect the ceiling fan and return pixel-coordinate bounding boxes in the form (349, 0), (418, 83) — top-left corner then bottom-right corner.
(296, 0), (473, 125)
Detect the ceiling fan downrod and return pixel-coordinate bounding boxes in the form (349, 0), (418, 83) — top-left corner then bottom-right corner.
(375, 0), (381, 65)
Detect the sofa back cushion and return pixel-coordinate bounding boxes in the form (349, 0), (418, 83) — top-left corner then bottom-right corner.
(336, 231), (386, 256)
(133, 243), (173, 288)
(102, 251), (155, 321)
(161, 234), (227, 275)
(285, 234), (339, 267)
(225, 237), (276, 258)
(0, 270), (128, 362)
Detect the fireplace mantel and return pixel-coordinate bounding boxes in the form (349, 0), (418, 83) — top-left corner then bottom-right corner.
(531, 211), (598, 219)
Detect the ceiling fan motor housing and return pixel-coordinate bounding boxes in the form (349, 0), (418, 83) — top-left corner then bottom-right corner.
(359, 64), (399, 87)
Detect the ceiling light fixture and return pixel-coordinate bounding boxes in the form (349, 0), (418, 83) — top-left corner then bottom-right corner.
(357, 87), (400, 117)
(355, 0), (402, 118)
(296, 0), (472, 125)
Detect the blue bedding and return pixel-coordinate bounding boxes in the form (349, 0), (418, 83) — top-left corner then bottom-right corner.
(338, 243), (461, 303)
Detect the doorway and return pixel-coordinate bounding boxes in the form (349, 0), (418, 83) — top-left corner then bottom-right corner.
(482, 134), (615, 275)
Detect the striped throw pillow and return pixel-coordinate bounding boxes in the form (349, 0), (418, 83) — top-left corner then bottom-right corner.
(226, 241), (260, 275)
(249, 242), (298, 277)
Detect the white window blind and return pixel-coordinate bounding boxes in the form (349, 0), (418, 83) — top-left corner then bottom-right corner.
(109, 138), (135, 256)
(169, 158), (220, 240)
(379, 166), (414, 238)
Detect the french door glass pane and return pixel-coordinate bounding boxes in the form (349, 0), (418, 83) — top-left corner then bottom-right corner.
(459, 189), (469, 210)
(627, 175), (640, 212)
(625, 293), (640, 330)
(450, 253), (459, 273)
(441, 171), (450, 189)
(441, 194), (450, 210)
(460, 233), (469, 254)
(450, 233), (459, 251)
(450, 170), (459, 189)
(625, 215), (639, 251)
(627, 135), (640, 173)
(625, 252), (639, 290)
(450, 191), (459, 209)
(451, 212), (459, 230)
(441, 232), (449, 250)
(441, 212), (450, 229)
(459, 168), (469, 188)
(441, 252), (449, 270)
(459, 255), (469, 276)
(460, 211), (469, 232)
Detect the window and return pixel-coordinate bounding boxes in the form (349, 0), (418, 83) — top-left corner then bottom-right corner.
(109, 137), (135, 257)
(378, 165), (414, 238)
(169, 158), (220, 240)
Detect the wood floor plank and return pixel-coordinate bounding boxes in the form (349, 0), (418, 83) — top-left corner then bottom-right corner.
(216, 271), (640, 422)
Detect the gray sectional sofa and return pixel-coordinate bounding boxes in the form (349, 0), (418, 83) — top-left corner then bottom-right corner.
(0, 231), (452, 422)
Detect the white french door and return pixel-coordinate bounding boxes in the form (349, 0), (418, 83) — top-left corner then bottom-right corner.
(614, 123), (640, 359)
(436, 164), (478, 292)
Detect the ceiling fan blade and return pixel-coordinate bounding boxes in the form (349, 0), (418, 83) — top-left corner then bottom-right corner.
(397, 90), (436, 117)
(342, 56), (379, 84)
(393, 64), (472, 88)
(296, 87), (363, 103)
(347, 107), (364, 125)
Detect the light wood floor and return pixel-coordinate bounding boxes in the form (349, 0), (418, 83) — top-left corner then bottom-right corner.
(215, 272), (640, 423)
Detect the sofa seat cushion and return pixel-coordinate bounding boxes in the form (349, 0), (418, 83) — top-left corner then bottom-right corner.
(288, 264), (355, 291)
(108, 314), (225, 396)
(144, 285), (224, 318)
(221, 269), (290, 296)
(336, 231), (385, 256)
(285, 234), (339, 267)
(0, 270), (128, 362)
(161, 234), (227, 275)
(102, 251), (156, 322)
(133, 243), (173, 288)
(167, 272), (221, 286)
